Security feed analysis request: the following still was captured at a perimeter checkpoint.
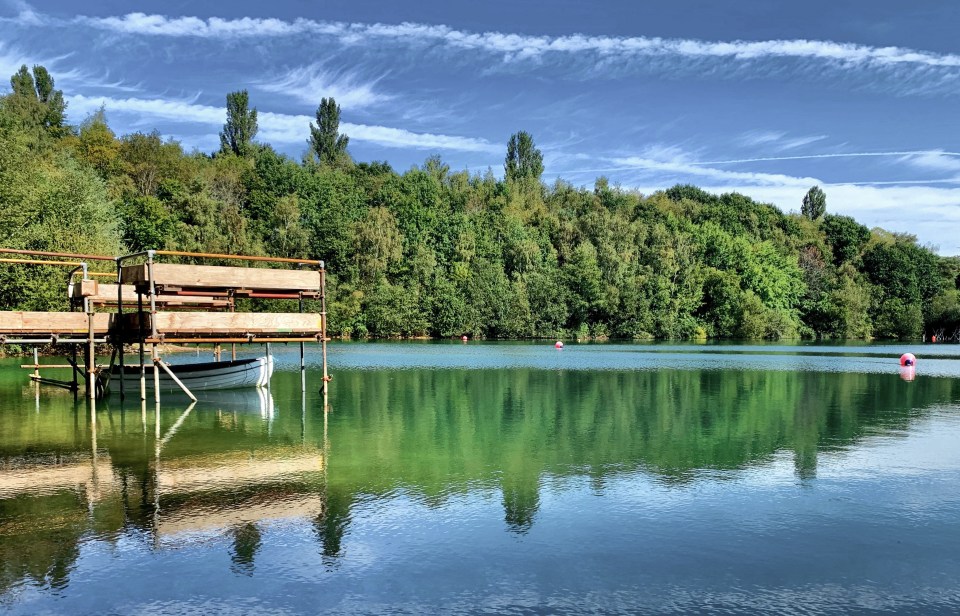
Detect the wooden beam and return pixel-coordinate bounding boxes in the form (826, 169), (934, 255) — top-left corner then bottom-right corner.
(90, 284), (230, 308)
(155, 312), (323, 335)
(70, 279), (99, 298)
(0, 312), (112, 334)
(123, 312), (324, 336)
(120, 263), (320, 293)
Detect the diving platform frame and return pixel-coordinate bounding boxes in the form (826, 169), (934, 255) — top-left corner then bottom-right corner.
(0, 248), (330, 403)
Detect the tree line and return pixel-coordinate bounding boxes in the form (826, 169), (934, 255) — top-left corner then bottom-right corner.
(1, 65), (958, 340)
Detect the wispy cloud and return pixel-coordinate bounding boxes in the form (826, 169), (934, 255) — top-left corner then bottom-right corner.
(898, 150), (960, 173)
(0, 43), (29, 83)
(606, 155), (819, 187)
(0, 43), (92, 92)
(66, 11), (960, 73)
(737, 130), (828, 151)
(68, 94), (224, 125)
(0, 0), (42, 26)
(255, 64), (391, 109)
(691, 151), (960, 166)
(67, 94), (498, 153)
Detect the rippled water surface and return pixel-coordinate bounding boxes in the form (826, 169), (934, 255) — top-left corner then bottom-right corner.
(2, 342), (960, 614)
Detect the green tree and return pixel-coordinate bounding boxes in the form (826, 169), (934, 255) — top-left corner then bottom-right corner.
(219, 90), (258, 157)
(801, 185), (826, 220)
(505, 131), (543, 183)
(822, 213), (870, 266)
(353, 206), (403, 283)
(4, 64), (67, 142)
(73, 108), (122, 180)
(309, 97), (349, 166)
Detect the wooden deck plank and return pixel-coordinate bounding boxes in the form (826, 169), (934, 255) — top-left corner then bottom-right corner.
(123, 312), (323, 336)
(120, 263), (321, 292)
(0, 312), (112, 334)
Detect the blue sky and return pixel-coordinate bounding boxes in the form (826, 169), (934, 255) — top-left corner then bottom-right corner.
(2, 1), (960, 253)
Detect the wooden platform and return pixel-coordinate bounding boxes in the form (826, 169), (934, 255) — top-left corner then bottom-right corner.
(120, 263), (321, 294)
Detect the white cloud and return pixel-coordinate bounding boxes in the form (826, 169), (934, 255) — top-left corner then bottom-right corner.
(258, 111), (497, 152)
(342, 122), (498, 152)
(68, 94), (225, 124)
(607, 155), (819, 187)
(738, 130), (828, 151)
(256, 64), (390, 109)
(0, 0), (43, 26)
(67, 94), (498, 153)
(68, 11), (960, 74)
(693, 151), (960, 166)
(0, 44), (29, 83)
(899, 151), (960, 173)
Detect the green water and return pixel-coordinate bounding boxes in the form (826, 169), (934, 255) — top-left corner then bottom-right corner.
(2, 342), (960, 614)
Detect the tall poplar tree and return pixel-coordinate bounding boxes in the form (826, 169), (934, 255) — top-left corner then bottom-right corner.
(5, 64), (67, 140)
(505, 131), (544, 183)
(219, 90), (258, 157)
(309, 97), (349, 165)
(801, 185), (826, 220)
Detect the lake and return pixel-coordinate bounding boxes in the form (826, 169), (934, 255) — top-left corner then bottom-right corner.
(2, 341), (960, 614)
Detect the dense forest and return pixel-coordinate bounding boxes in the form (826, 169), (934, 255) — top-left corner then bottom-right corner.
(1, 65), (959, 340)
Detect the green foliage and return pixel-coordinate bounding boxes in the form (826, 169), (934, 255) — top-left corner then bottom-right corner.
(309, 97), (349, 166)
(219, 90), (258, 157)
(505, 131), (543, 184)
(0, 68), (952, 340)
(822, 214), (870, 266)
(801, 185), (826, 220)
(3, 64), (68, 144)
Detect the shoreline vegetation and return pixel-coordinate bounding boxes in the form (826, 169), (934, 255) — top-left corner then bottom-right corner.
(2, 66), (959, 347)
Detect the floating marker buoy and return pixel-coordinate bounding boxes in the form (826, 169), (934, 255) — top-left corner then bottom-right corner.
(899, 352), (916, 367)
(932, 335), (937, 343)
(461, 335), (468, 342)
(555, 341), (564, 349)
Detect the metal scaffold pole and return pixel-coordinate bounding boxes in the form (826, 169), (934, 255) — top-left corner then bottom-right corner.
(319, 261), (329, 395)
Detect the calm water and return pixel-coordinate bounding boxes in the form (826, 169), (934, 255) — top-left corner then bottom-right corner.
(2, 342), (960, 615)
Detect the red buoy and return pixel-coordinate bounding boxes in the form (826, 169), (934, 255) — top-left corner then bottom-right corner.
(555, 341), (564, 349)
(899, 353), (916, 367)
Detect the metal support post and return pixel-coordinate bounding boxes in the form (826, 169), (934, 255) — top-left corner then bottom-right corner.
(319, 261), (330, 395)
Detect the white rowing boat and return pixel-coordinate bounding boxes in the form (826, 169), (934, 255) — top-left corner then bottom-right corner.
(111, 356), (274, 392)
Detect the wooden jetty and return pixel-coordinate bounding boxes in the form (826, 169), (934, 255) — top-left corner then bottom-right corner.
(0, 248), (329, 403)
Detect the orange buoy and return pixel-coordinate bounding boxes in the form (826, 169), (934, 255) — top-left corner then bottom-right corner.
(899, 353), (916, 367)
(555, 341), (564, 349)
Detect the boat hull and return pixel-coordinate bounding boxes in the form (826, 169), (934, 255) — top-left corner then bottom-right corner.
(111, 356), (274, 392)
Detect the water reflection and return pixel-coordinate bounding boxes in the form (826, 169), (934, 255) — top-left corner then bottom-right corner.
(2, 355), (960, 611)
(0, 387), (329, 594)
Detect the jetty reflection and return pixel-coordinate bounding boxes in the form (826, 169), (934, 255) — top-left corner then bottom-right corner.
(0, 388), (329, 592)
